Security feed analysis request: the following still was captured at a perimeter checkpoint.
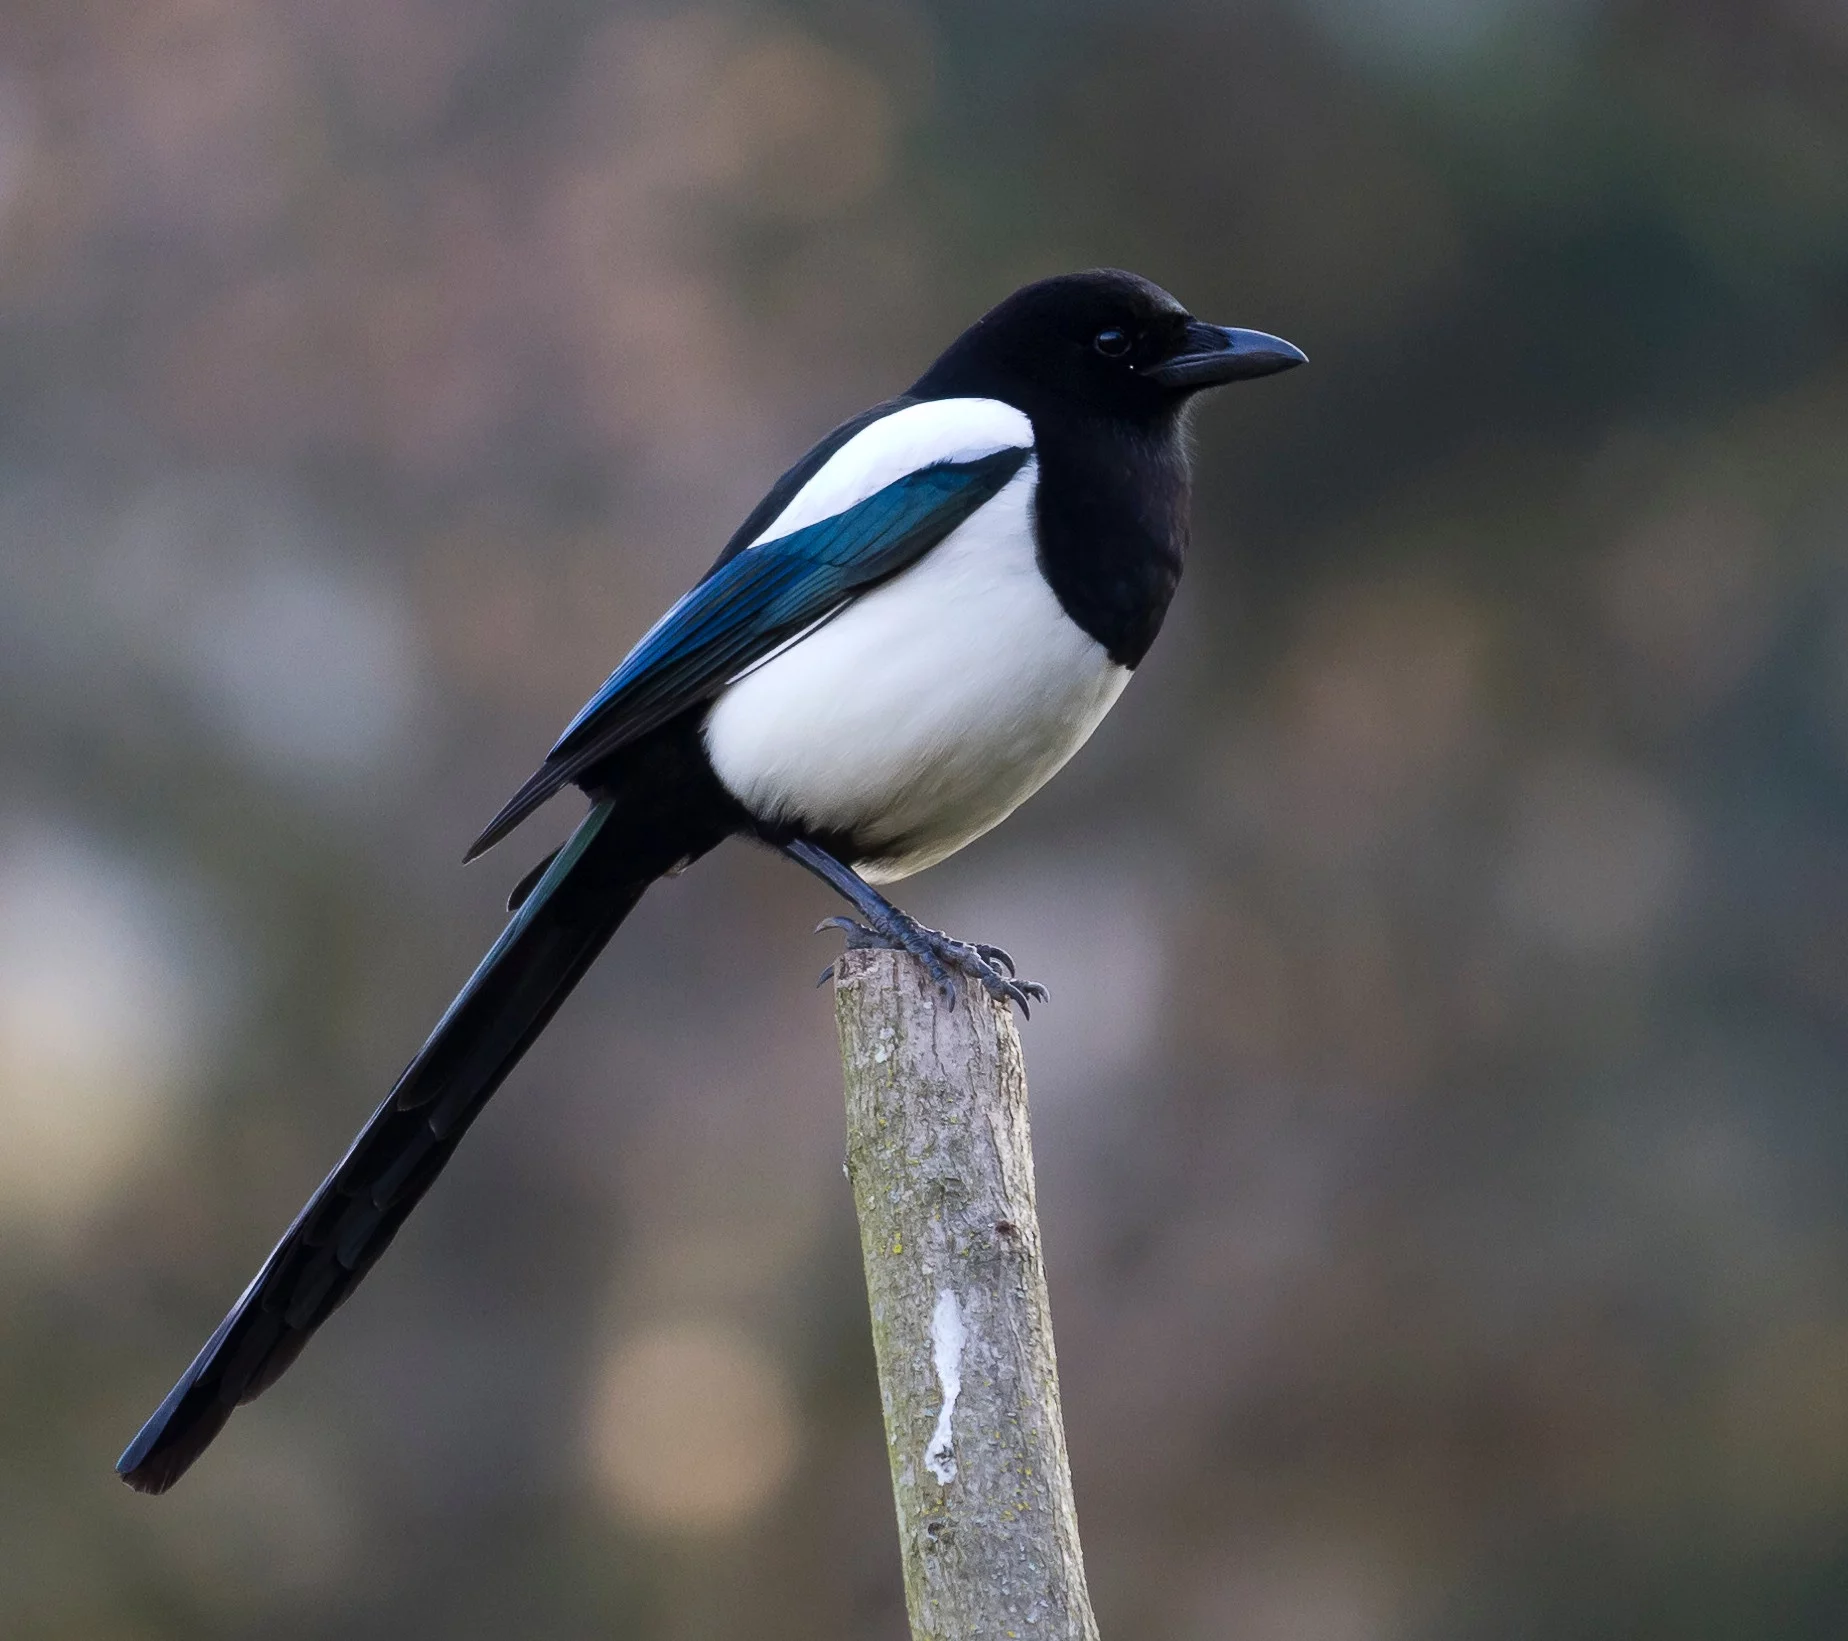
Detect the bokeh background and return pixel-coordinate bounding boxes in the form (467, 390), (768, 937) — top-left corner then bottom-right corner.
(4, 1), (1848, 1636)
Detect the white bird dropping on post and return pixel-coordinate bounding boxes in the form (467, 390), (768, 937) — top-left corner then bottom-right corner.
(925, 1288), (966, 1485)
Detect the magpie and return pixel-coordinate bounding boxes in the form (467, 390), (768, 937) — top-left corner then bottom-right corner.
(116, 269), (1304, 1493)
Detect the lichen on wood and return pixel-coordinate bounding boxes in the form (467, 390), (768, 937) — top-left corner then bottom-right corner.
(834, 947), (1098, 1641)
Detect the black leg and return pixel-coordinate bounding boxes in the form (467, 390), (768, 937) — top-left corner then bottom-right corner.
(779, 838), (1048, 1016)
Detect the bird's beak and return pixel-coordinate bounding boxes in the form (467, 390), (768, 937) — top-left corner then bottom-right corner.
(1143, 322), (1308, 389)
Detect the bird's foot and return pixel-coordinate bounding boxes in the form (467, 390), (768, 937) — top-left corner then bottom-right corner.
(815, 913), (1048, 1016)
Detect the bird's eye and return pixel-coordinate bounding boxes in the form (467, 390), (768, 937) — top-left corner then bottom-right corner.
(1093, 327), (1131, 358)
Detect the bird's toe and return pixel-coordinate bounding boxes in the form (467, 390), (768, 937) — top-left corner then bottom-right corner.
(922, 930), (1046, 1018)
(972, 942), (1018, 976)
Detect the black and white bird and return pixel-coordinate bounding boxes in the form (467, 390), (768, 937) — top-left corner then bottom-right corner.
(117, 269), (1304, 1493)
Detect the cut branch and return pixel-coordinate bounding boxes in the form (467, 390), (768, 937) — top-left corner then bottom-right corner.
(834, 947), (1098, 1641)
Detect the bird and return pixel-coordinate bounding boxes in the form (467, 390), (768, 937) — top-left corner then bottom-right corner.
(116, 268), (1304, 1494)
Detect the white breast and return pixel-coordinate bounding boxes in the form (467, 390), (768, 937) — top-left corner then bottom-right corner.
(703, 457), (1131, 882)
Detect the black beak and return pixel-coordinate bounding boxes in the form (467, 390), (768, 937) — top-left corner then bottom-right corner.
(1142, 322), (1307, 389)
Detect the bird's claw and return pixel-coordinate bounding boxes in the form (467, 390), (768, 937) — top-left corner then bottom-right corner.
(913, 935), (1045, 1016)
(815, 915), (886, 950)
(815, 911), (1046, 1016)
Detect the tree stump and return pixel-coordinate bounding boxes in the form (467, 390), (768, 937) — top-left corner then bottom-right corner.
(834, 947), (1098, 1641)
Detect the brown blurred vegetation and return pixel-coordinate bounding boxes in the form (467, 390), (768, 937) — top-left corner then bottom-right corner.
(3, 1), (1848, 1637)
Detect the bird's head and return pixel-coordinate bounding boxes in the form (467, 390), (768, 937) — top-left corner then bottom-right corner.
(913, 268), (1306, 422)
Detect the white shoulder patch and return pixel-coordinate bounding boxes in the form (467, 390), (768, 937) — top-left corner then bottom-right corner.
(749, 397), (1034, 550)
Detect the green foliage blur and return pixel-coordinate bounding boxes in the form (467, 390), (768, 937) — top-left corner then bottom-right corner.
(3, 1), (1848, 1636)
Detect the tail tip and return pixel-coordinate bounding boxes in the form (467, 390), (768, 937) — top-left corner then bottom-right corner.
(115, 1439), (179, 1495)
(115, 1378), (224, 1496)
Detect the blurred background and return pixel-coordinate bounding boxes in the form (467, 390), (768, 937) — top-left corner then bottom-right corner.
(3, 0), (1848, 1636)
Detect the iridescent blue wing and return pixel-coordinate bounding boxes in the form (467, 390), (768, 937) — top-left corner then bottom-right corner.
(465, 445), (1030, 859)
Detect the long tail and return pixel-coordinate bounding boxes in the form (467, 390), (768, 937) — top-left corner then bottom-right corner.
(118, 798), (656, 1494)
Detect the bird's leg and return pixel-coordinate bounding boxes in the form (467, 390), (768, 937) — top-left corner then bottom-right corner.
(778, 838), (1048, 1015)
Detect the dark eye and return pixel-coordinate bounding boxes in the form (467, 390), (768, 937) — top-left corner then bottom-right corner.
(1093, 327), (1131, 358)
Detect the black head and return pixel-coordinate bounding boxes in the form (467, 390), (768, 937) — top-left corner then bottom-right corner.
(911, 269), (1305, 421)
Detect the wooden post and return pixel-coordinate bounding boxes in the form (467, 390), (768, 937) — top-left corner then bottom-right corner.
(834, 947), (1099, 1641)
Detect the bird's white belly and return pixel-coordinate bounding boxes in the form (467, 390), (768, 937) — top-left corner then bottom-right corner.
(702, 466), (1131, 882)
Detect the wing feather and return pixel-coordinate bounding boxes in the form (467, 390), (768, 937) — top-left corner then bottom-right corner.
(464, 444), (1031, 860)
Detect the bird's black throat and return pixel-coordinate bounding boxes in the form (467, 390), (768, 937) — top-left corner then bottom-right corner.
(1026, 406), (1189, 669)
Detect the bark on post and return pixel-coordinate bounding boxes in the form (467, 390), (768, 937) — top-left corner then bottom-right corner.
(834, 947), (1099, 1641)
